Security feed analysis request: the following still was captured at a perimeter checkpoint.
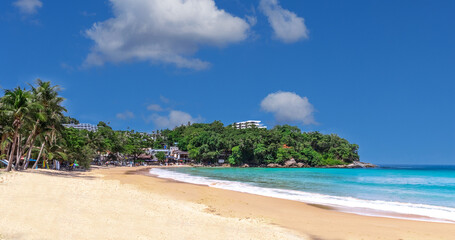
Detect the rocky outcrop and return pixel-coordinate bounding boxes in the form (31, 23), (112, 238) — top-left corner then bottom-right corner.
(228, 160), (376, 169)
(349, 161), (377, 168)
(265, 160), (375, 168)
(296, 162), (309, 168)
(195, 161), (373, 168)
(326, 161), (377, 168)
(267, 163), (282, 168)
(284, 159), (297, 168)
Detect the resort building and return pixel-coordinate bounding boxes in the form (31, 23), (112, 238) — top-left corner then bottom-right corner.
(63, 123), (98, 132)
(145, 148), (171, 156)
(233, 120), (267, 129)
(164, 147), (190, 163)
(143, 147), (190, 163)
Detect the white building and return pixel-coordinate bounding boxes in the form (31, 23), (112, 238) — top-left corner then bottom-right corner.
(233, 120), (267, 129)
(63, 123), (98, 132)
(145, 148), (171, 155)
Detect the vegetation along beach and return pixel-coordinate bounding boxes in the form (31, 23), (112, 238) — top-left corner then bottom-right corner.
(1, 81), (454, 239)
(2, 0), (454, 239)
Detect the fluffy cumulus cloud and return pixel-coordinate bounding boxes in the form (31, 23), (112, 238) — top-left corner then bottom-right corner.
(259, 0), (308, 43)
(150, 110), (202, 129)
(85, 0), (251, 69)
(13, 0), (42, 14)
(261, 91), (315, 124)
(116, 111), (135, 120)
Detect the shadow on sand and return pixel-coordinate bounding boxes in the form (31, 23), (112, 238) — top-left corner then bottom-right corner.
(25, 169), (96, 180)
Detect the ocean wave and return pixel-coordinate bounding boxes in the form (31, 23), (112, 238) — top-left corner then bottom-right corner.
(150, 168), (455, 223)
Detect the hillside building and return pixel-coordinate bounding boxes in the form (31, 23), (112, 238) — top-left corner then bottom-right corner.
(63, 123), (98, 132)
(233, 120), (267, 129)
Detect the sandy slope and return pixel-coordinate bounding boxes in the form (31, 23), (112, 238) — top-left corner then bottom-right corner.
(0, 170), (304, 240)
(2, 167), (455, 240)
(103, 167), (455, 240)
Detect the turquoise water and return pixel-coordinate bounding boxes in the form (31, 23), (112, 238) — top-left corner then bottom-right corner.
(151, 165), (455, 222)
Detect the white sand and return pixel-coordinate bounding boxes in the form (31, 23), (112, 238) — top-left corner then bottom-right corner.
(0, 170), (304, 240)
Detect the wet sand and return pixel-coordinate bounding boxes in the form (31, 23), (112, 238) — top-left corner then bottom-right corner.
(0, 168), (303, 240)
(1, 166), (455, 240)
(103, 166), (455, 240)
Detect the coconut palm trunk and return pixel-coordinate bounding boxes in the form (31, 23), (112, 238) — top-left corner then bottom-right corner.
(5, 130), (18, 171)
(5, 141), (11, 161)
(23, 137), (36, 170)
(18, 133), (34, 167)
(21, 120), (40, 169)
(32, 141), (45, 170)
(15, 134), (22, 170)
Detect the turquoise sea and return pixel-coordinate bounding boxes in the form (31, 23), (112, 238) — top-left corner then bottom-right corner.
(151, 165), (455, 223)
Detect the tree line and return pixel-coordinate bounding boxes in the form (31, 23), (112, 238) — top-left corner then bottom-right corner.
(163, 122), (360, 166)
(0, 80), (155, 171)
(1, 80), (360, 172)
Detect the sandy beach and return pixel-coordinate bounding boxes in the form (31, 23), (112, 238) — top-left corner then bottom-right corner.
(1, 167), (455, 240)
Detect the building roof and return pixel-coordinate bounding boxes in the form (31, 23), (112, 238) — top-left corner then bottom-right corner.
(174, 150), (189, 154)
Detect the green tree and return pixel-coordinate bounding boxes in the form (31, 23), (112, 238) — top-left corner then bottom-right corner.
(24, 80), (66, 169)
(155, 152), (166, 162)
(228, 146), (241, 165)
(0, 87), (40, 171)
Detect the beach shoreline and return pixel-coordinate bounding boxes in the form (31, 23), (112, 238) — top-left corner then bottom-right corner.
(101, 166), (455, 240)
(1, 167), (455, 240)
(147, 166), (455, 224)
(0, 168), (304, 240)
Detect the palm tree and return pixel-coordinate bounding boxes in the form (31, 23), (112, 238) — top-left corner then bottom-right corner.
(27, 80), (66, 170)
(31, 133), (47, 170)
(0, 87), (36, 171)
(34, 133), (68, 170)
(0, 109), (13, 159)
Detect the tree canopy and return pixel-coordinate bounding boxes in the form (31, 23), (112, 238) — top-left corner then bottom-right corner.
(156, 121), (359, 166)
(1, 81), (360, 171)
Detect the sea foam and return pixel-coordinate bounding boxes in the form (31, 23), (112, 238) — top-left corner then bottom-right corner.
(150, 168), (455, 223)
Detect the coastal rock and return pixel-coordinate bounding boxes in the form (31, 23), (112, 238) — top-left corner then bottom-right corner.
(241, 164), (250, 168)
(296, 162), (307, 168)
(329, 161), (377, 168)
(284, 159), (297, 168)
(267, 163), (281, 168)
(349, 161), (377, 168)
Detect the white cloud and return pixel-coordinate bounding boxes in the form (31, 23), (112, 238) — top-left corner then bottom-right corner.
(259, 0), (308, 43)
(261, 91), (316, 124)
(13, 0), (42, 14)
(85, 0), (251, 69)
(150, 110), (202, 129)
(116, 111), (135, 120)
(246, 15), (257, 26)
(147, 104), (163, 111)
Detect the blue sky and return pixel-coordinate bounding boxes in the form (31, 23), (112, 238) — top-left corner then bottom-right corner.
(1, 0), (454, 165)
